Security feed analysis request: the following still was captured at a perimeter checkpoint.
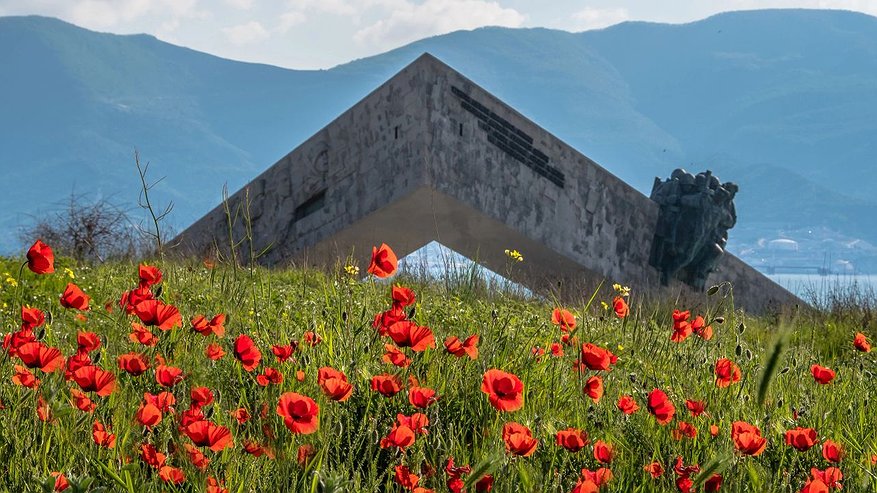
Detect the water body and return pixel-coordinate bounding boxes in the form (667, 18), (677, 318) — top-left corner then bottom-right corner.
(767, 273), (877, 302)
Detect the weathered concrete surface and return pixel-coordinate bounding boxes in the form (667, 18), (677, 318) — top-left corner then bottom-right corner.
(173, 53), (802, 313)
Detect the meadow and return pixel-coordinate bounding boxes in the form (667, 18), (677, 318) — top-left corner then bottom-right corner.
(1, 241), (875, 492)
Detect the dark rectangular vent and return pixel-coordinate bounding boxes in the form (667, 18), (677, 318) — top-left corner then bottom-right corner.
(294, 189), (326, 222)
(451, 85), (564, 188)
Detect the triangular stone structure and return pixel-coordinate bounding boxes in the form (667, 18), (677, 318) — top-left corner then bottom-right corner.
(173, 53), (800, 313)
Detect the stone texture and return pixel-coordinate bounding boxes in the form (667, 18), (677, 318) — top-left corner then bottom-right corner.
(173, 53), (802, 313)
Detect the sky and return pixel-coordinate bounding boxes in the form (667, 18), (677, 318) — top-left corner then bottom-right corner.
(2, 0), (876, 69)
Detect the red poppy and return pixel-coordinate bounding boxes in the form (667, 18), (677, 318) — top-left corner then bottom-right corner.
(134, 300), (182, 331)
(593, 440), (615, 463)
(685, 399), (706, 417)
(183, 444), (210, 470)
(555, 428), (589, 452)
(51, 472), (69, 492)
(383, 344), (411, 367)
(671, 310), (692, 342)
(502, 422), (538, 457)
(64, 350), (91, 380)
(672, 421), (697, 440)
(129, 322), (158, 346)
(118, 353), (150, 376)
(373, 307), (407, 336)
(60, 283), (90, 311)
(271, 344), (295, 362)
(580, 468), (613, 487)
(296, 444), (316, 466)
(371, 374), (403, 397)
(136, 400), (162, 427)
(800, 479), (829, 493)
(731, 421), (767, 456)
(303, 331), (322, 346)
(191, 314), (226, 337)
(394, 465), (420, 490)
(159, 466), (185, 484)
(704, 474), (723, 492)
(475, 475), (494, 492)
(17, 342), (64, 373)
(12, 365), (39, 388)
(4, 327), (35, 356)
(396, 412), (429, 435)
(70, 388), (96, 412)
(73, 365), (116, 397)
(709, 424), (720, 437)
(613, 296), (629, 319)
(810, 467), (843, 489)
(256, 367), (283, 386)
(570, 480), (598, 493)
(21, 306), (46, 330)
(409, 386), (438, 408)
(617, 395), (639, 414)
(481, 369), (524, 412)
(853, 332), (871, 352)
(317, 367), (354, 401)
(138, 264), (163, 287)
(584, 376), (603, 403)
(140, 443), (167, 469)
(380, 424), (416, 450)
(184, 420), (233, 451)
(152, 364), (183, 387)
(691, 315), (713, 340)
(92, 421), (116, 448)
(388, 321), (436, 352)
(191, 387), (214, 408)
(391, 285), (416, 308)
(644, 461), (664, 478)
(444, 335), (479, 359)
(647, 389), (675, 425)
(120, 286), (153, 315)
(715, 358), (741, 387)
(810, 365), (835, 385)
(551, 308), (577, 331)
(580, 343), (618, 371)
(26, 240), (54, 274)
(276, 392), (319, 434)
(233, 334), (262, 371)
(368, 243), (398, 278)
(74, 331), (100, 353)
(205, 343), (226, 360)
(785, 427), (818, 451)
(822, 439), (844, 463)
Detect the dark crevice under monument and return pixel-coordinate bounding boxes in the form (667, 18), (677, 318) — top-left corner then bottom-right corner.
(173, 53), (801, 313)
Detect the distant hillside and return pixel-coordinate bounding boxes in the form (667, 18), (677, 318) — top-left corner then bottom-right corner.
(2, 10), (876, 270)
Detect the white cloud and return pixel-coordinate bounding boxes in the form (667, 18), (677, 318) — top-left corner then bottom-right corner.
(276, 11), (306, 32)
(569, 7), (629, 31)
(354, 0), (525, 49)
(286, 0), (358, 16)
(222, 20), (270, 44)
(225, 0), (254, 10)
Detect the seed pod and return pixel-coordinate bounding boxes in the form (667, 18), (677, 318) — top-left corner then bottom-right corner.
(776, 398), (784, 408)
(738, 323), (746, 334)
(735, 344), (743, 357)
(707, 285), (720, 296)
(714, 316), (725, 325)
(745, 349), (753, 361)
(628, 373), (638, 384)
(780, 367), (790, 374)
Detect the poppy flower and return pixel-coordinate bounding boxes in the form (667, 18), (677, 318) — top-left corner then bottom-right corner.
(159, 466), (185, 484)
(685, 399), (706, 417)
(409, 386), (438, 408)
(118, 353), (150, 376)
(584, 376), (603, 403)
(92, 421), (115, 448)
(617, 395), (639, 414)
(136, 400), (162, 427)
(394, 465), (420, 490)
(853, 332), (871, 352)
(570, 479), (598, 493)
(134, 300), (182, 331)
(183, 444), (210, 470)
(140, 443), (167, 469)
(26, 240), (54, 274)
(555, 428), (589, 452)
(481, 369), (524, 412)
(715, 358), (741, 387)
(502, 422), (538, 457)
(380, 424), (416, 450)
(373, 307), (407, 336)
(73, 365), (116, 397)
(710, 424), (720, 437)
(155, 364), (184, 387)
(691, 315), (713, 340)
(51, 472), (69, 492)
(233, 334), (262, 371)
(191, 387), (214, 408)
(129, 323), (158, 347)
(138, 264), (163, 287)
(75, 331), (100, 352)
(60, 283), (90, 311)
(120, 286), (153, 315)
(444, 335), (479, 359)
(810, 365), (835, 385)
(271, 344), (296, 362)
(205, 343), (226, 360)
(297, 444), (316, 466)
(822, 439), (844, 462)
(810, 467), (843, 489)
(785, 427), (818, 451)
(391, 285), (416, 308)
(17, 342), (64, 373)
(800, 479), (829, 493)
(256, 367), (283, 386)
(593, 440), (615, 463)
(4, 327), (35, 357)
(475, 475), (494, 492)
(184, 420), (233, 451)
(371, 374), (403, 397)
(580, 343), (618, 371)
(317, 367), (354, 401)
(647, 389), (675, 425)
(550, 343), (564, 357)
(704, 474), (723, 492)
(368, 243), (398, 278)
(580, 468), (613, 487)
(672, 421), (697, 440)
(396, 412), (429, 435)
(191, 314), (226, 337)
(180, 407), (205, 432)
(70, 388), (96, 412)
(12, 365), (39, 388)
(551, 308), (576, 331)
(383, 344), (411, 367)
(276, 392), (319, 434)
(644, 461), (664, 478)
(613, 296), (629, 318)
(21, 306), (46, 330)
(671, 310), (692, 342)
(303, 331), (322, 346)
(388, 321), (436, 352)
(731, 421), (767, 456)
(64, 350), (91, 380)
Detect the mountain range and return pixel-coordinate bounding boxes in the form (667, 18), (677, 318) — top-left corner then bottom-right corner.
(2, 10), (876, 271)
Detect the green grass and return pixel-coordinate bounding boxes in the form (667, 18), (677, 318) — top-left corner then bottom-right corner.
(0, 256), (875, 492)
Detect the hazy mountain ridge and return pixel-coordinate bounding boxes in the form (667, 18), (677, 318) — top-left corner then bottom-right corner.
(2, 10), (876, 271)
